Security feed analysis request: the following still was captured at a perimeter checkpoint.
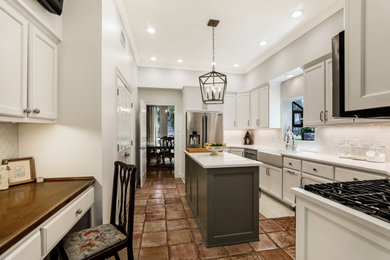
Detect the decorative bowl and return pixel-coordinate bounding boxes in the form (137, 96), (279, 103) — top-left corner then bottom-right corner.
(205, 146), (225, 155)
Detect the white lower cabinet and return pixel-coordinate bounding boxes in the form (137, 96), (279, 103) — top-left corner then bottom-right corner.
(283, 168), (301, 205)
(230, 148), (244, 157)
(335, 167), (385, 182)
(2, 231), (41, 260)
(260, 164), (282, 200)
(41, 187), (94, 255)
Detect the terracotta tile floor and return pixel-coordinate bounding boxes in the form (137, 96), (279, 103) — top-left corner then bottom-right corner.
(130, 177), (295, 260)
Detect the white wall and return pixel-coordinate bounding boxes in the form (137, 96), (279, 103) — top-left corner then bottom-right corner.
(245, 9), (344, 91)
(19, 0), (104, 224)
(138, 67), (245, 92)
(101, 0), (138, 223)
(138, 88), (184, 179)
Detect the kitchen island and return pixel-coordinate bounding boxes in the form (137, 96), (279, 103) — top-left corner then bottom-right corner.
(184, 151), (261, 247)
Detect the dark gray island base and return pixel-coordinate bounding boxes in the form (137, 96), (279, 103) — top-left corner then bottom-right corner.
(185, 153), (260, 247)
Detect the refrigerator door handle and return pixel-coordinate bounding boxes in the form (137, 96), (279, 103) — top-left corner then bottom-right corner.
(203, 114), (208, 146)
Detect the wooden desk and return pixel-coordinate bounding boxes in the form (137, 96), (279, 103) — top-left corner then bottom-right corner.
(0, 177), (95, 259)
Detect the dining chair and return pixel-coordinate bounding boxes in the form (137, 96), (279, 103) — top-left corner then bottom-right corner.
(58, 161), (137, 260)
(159, 136), (174, 166)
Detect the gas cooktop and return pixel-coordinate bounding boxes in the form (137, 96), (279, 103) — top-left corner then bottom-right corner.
(304, 179), (390, 223)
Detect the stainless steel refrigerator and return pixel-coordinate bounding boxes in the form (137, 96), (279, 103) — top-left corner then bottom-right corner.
(186, 112), (223, 148)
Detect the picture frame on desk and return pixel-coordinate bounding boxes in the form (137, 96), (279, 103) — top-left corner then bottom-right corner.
(2, 157), (36, 186)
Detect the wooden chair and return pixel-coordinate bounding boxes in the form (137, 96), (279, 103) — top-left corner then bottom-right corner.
(58, 162), (137, 260)
(160, 136), (174, 166)
(147, 146), (160, 166)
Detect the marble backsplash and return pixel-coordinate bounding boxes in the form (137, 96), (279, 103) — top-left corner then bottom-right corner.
(0, 123), (18, 162)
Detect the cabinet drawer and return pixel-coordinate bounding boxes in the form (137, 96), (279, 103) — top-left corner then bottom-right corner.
(3, 231), (41, 260)
(302, 161), (334, 180)
(41, 187), (94, 255)
(335, 167), (385, 182)
(283, 157), (301, 171)
(301, 173), (333, 186)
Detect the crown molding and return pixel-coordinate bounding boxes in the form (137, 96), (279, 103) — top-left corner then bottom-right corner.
(244, 0), (345, 74)
(138, 63), (245, 75)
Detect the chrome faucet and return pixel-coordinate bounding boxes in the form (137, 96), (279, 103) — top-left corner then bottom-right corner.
(284, 126), (295, 150)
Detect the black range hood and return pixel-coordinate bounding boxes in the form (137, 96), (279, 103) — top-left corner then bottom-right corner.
(37, 0), (64, 15)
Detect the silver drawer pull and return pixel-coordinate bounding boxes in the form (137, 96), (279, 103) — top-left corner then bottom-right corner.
(312, 168), (317, 172)
(353, 177), (359, 181)
(288, 162), (292, 166)
(287, 170), (296, 175)
(76, 208), (83, 215)
(266, 169), (270, 176)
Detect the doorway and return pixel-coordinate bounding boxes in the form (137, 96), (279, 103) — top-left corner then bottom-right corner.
(146, 105), (175, 179)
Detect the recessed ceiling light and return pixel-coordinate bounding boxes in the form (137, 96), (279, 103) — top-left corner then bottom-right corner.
(150, 56), (157, 61)
(234, 64), (239, 67)
(286, 74), (294, 78)
(147, 27), (156, 34)
(291, 10), (304, 18)
(177, 59), (183, 63)
(259, 41), (267, 46)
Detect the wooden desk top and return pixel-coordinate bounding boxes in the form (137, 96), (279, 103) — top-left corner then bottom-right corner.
(0, 177), (95, 255)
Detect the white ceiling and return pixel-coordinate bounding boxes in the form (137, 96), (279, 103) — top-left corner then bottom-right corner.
(123, 0), (342, 74)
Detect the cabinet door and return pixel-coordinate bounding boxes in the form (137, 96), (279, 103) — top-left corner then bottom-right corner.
(345, 0), (390, 111)
(230, 148), (244, 157)
(303, 62), (325, 126)
(236, 93), (250, 129)
(260, 165), (282, 199)
(259, 86), (269, 128)
(325, 59), (353, 125)
(283, 168), (301, 205)
(0, 2), (28, 118)
(250, 89), (259, 128)
(223, 93), (237, 129)
(184, 87), (203, 111)
(28, 25), (58, 120)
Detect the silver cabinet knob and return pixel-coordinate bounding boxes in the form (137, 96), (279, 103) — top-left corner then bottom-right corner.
(33, 108), (40, 114)
(124, 152), (130, 157)
(24, 108), (32, 114)
(76, 208), (83, 215)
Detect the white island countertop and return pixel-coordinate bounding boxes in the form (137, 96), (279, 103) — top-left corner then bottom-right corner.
(184, 151), (261, 169)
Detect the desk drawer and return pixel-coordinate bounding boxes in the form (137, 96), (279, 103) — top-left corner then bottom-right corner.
(302, 161), (334, 180)
(283, 157), (301, 171)
(335, 167), (385, 182)
(41, 187), (94, 255)
(3, 231), (41, 260)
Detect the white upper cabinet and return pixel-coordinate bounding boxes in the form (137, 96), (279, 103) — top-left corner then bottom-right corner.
(0, 2), (28, 118)
(236, 92), (250, 129)
(345, 0), (390, 111)
(250, 89), (259, 128)
(325, 58), (353, 125)
(182, 86), (222, 112)
(303, 62), (326, 126)
(28, 25), (58, 120)
(259, 86), (269, 128)
(223, 93), (237, 129)
(0, 1), (59, 122)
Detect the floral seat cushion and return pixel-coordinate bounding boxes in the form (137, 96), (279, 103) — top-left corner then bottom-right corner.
(62, 224), (127, 260)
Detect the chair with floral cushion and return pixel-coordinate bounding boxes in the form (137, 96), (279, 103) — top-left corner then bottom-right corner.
(58, 162), (137, 260)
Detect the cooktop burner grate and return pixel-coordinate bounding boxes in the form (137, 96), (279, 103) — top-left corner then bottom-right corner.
(304, 178), (390, 223)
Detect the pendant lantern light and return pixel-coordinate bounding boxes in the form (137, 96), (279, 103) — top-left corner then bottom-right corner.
(199, 19), (227, 104)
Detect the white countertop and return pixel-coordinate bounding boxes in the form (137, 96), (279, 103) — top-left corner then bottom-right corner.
(184, 151), (261, 169)
(282, 150), (390, 176)
(227, 144), (390, 176)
